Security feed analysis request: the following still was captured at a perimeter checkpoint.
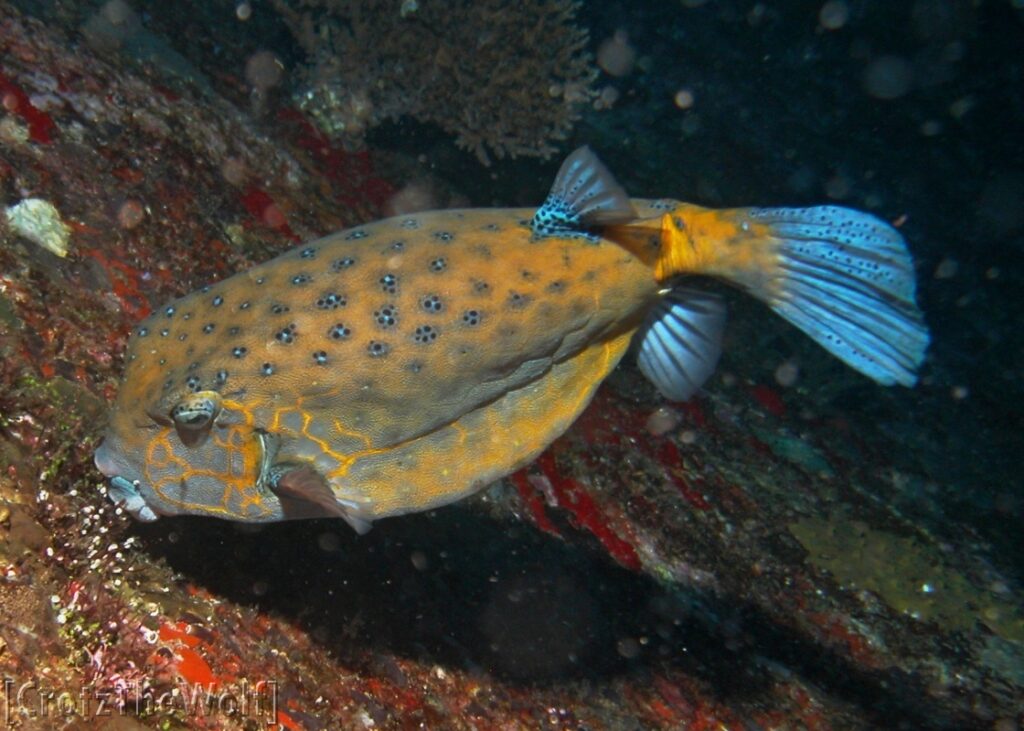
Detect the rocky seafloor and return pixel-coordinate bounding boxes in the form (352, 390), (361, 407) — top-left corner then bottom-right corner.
(0, 1), (1021, 729)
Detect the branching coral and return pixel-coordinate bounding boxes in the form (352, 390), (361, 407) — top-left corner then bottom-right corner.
(273, 0), (596, 165)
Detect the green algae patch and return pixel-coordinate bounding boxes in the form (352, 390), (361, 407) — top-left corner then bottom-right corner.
(751, 425), (834, 476)
(789, 517), (1024, 643)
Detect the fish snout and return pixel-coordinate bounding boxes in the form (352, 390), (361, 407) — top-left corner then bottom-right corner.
(94, 439), (160, 522)
(93, 439), (120, 478)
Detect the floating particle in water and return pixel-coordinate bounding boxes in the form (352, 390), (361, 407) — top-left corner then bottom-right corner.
(594, 85), (620, 110)
(819, 0), (849, 30)
(246, 51), (283, 92)
(863, 55), (913, 100)
(235, 2), (251, 20)
(825, 173), (851, 200)
(317, 532), (340, 552)
(934, 257), (958, 279)
(597, 31), (636, 77)
(221, 156), (247, 186)
(616, 637), (641, 659)
(951, 385), (969, 400)
(117, 199), (146, 229)
(3, 198), (71, 257)
(673, 88), (695, 110)
(949, 95), (975, 119)
(774, 360), (800, 387)
(645, 407), (681, 436)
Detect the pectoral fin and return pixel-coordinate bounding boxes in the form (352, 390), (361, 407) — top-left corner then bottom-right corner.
(267, 463), (372, 534)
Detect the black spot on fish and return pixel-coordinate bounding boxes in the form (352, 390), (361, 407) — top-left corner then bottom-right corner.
(328, 323), (351, 340)
(380, 273), (399, 295)
(201, 285), (211, 294)
(183, 312), (193, 321)
(316, 293), (347, 310)
(256, 276), (266, 285)
(400, 218), (420, 230)
(331, 257), (357, 272)
(232, 346), (248, 358)
(462, 310), (481, 327)
(261, 362), (275, 376)
(421, 295), (443, 313)
(413, 325), (438, 344)
(472, 279), (491, 295)
(275, 324), (297, 344)
(312, 350), (328, 365)
(433, 231), (454, 242)
(187, 361), (199, 371)
(367, 340), (390, 357)
(300, 247), (317, 258)
(483, 223), (500, 231)
(345, 229), (369, 240)
(547, 280), (566, 293)
(178, 334), (188, 342)
(429, 257), (447, 273)
(160, 328), (169, 337)
(507, 291), (530, 309)
(520, 270), (536, 281)
(212, 295), (224, 307)
(374, 306), (398, 329)
(388, 240), (405, 252)
(239, 301), (251, 310)
(228, 326), (241, 336)
(202, 323), (215, 334)
(136, 326), (149, 337)
(271, 303), (290, 315)
(185, 375), (201, 392)
(406, 361), (423, 374)
(215, 369), (228, 385)
(291, 274), (312, 285)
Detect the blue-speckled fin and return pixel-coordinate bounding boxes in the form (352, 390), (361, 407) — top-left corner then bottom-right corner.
(747, 206), (929, 386)
(531, 146), (637, 238)
(636, 288), (726, 401)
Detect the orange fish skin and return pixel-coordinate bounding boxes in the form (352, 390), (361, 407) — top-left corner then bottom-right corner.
(98, 204), (671, 523)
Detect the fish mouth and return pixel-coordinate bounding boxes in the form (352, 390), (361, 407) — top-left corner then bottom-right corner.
(94, 440), (160, 522)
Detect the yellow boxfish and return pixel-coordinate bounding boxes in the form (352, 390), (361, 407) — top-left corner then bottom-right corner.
(95, 148), (929, 532)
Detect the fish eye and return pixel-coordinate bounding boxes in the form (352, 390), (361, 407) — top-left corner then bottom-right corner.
(169, 391), (223, 447)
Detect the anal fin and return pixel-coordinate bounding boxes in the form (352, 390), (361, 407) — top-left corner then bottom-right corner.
(636, 288), (726, 401)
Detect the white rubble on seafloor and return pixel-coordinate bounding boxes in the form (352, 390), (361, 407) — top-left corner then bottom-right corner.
(3, 198), (71, 257)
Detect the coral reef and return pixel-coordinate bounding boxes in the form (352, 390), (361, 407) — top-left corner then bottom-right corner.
(273, 0), (596, 164)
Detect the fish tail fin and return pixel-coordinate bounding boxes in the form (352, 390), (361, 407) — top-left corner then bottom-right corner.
(656, 204), (929, 386)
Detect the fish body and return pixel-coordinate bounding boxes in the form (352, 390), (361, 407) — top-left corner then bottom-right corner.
(95, 148), (929, 530)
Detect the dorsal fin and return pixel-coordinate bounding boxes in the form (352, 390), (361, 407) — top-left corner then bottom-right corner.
(531, 146), (637, 239)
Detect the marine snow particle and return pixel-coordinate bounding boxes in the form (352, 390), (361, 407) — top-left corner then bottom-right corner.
(245, 50), (283, 92)
(673, 88), (695, 110)
(774, 360), (800, 388)
(645, 407), (681, 437)
(863, 55), (913, 100)
(3, 198), (71, 257)
(818, 0), (849, 30)
(117, 199), (146, 229)
(597, 30), (635, 78)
